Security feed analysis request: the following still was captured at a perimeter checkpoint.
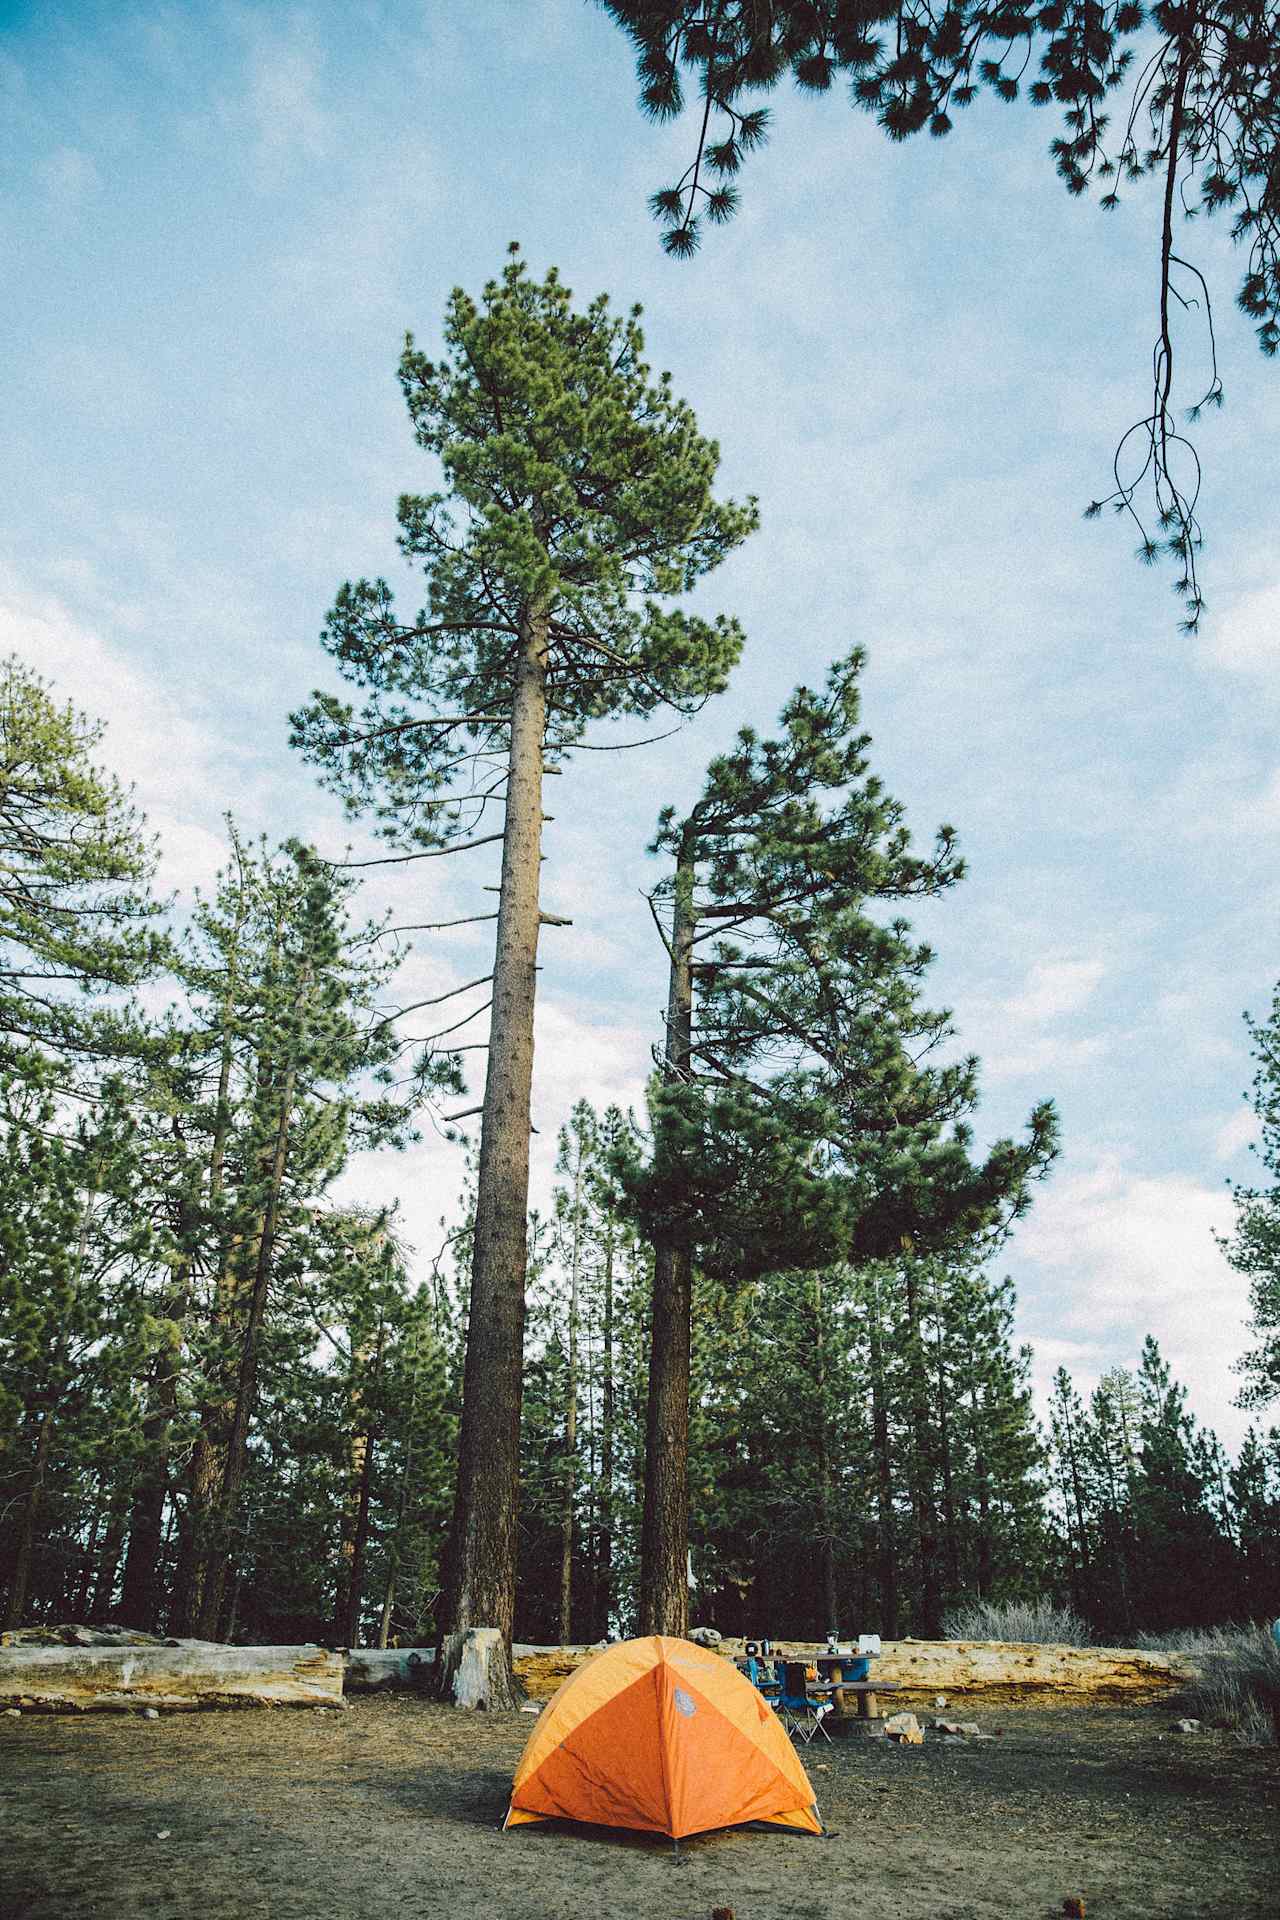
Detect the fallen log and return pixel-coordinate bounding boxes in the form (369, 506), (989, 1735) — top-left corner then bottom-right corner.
(513, 1637), (1198, 1702)
(706, 1637), (1197, 1699)
(0, 1643), (345, 1712)
(344, 1647), (435, 1691)
(867, 1638), (1197, 1698)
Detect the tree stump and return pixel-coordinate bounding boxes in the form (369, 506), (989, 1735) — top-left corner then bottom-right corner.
(438, 1628), (525, 1710)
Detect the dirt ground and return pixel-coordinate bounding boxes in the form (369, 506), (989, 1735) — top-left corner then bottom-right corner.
(2, 1693), (1276, 1920)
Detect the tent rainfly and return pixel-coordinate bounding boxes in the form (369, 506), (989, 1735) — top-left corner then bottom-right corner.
(505, 1634), (822, 1841)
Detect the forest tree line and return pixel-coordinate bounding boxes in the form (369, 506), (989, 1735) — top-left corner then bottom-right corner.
(2, 650), (1277, 1644)
(4, 255), (1280, 1655)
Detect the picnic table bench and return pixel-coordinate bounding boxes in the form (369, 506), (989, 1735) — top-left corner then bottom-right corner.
(809, 1674), (903, 1721)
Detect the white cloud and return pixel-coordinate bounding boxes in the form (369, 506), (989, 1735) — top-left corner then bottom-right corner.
(0, 571), (227, 895)
(968, 953), (1109, 1083)
(1213, 1107), (1261, 1164)
(1012, 1157), (1251, 1449)
(1006, 958), (1106, 1024)
(989, 1033), (1109, 1082)
(220, 11), (331, 176)
(1202, 582), (1280, 678)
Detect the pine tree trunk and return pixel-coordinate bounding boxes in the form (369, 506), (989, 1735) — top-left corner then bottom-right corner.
(170, 906), (247, 1636)
(2, 1408), (53, 1631)
(639, 838), (695, 1638)
(377, 1324), (421, 1650)
(1060, 1395), (1092, 1615)
(965, 1354), (994, 1599)
(72, 1482), (106, 1622)
(343, 1435), (375, 1649)
(559, 1149), (582, 1644)
(120, 1255), (192, 1630)
(339, 1320), (383, 1647)
(199, 1061), (297, 1638)
(903, 1260), (944, 1639)
(90, 1493), (129, 1625)
(441, 602), (547, 1680)
(813, 1273), (838, 1635)
(930, 1274), (962, 1600)
(867, 1270), (899, 1640)
(595, 1232), (615, 1638)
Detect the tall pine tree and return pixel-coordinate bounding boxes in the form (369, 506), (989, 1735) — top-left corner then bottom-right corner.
(292, 247), (756, 1687)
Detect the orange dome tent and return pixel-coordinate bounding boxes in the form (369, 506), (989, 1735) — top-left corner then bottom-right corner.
(504, 1635), (823, 1841)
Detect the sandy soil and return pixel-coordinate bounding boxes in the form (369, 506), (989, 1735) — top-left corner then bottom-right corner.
(2, 1693), (1276, 1920)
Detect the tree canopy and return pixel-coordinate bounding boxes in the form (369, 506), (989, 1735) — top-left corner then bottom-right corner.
(600, 1), (1280, 628)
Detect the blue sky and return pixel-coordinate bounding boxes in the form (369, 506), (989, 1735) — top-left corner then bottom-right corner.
(4, 1), (1280, 1449)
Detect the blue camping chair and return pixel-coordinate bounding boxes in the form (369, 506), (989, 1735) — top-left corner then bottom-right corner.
(775, 1660), (833, 1743)
(740, 1654), (778, 1695)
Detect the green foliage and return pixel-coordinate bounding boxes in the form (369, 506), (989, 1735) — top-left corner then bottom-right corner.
(601, 3), (1280, 624)
(1046, 1339), (1256, 1637)
(0, 655), (163, 1076)
(630, 647), (1058, 1279)
(1222, 979), (1280, 1410)
(291, 247), (758, 846)
(603, 2), (1279, 354)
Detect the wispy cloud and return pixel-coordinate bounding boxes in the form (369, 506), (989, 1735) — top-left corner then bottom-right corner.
(216, 8), (332, 179)
(1007, 958), (1106, 1024)
(1201, 581), (1280, 678)
(964, 952), (1109, 1084)
(1012, 1156), (1250, 1448)
(0, 570), (228, 896)
(1213, 1106), (1261, 1164)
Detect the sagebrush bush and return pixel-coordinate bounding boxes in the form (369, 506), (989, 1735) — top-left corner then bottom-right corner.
(1184, 1627), (1280, 1747)
(942, 1597), (1092, 1646)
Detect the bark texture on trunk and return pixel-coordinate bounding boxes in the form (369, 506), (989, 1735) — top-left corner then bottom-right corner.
(593, 1233), (615, 1639)
(2, 1409), (52, 1632)
(558, 1147), (582, 1645)
(442, 605), (547, 1687)
(199, 1060), (297, 1639)
(867, 1272), (899, 1641)
(120, 1254), (192, 1630)
(813, 1274), (838, 1636)
(639, 839), (695, 1638)
(337, 1318), (383, 1647)
(89, 1495), (129, 1625)
(903, 1260), (943, 1640)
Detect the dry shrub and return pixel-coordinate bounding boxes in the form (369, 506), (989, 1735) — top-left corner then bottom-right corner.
(1183, 1628), (1280, 1747)
(942, 1598), (1092, 1646)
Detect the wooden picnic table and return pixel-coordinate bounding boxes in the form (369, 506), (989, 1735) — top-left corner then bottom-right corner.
(814, 1654), (902, 1724)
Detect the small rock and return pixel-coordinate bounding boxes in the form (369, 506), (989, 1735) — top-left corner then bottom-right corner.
(934, 1694), (947, 1708)
(1172, 1718), (1202, 1734)
(140, 1708), (160, 1720)
(689, 1626), (722, 1649)
(884, 1711), (923, 1746)
(519, 1701), (542, 1714)
(958, 1722), (981, 1736)
(3, 1708), (20, 1718)
(932, 1718), (963, 1734)
(156, 1830), (171, 1841)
